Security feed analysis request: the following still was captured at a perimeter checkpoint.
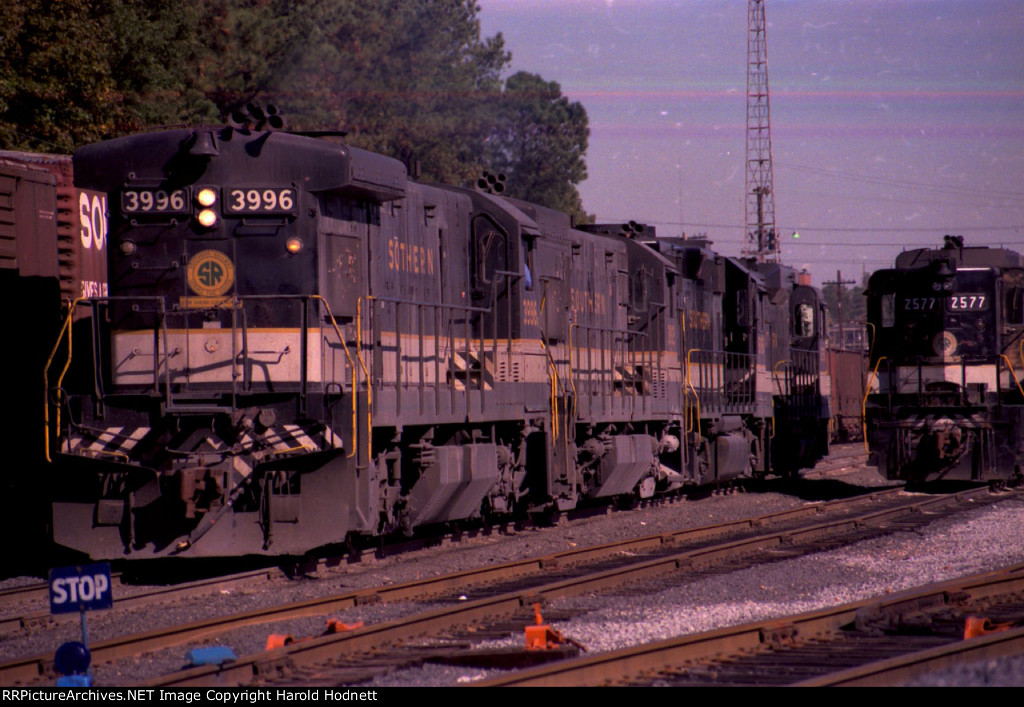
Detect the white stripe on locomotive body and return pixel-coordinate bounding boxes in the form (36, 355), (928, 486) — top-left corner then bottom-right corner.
(113, 325), (701, 392)
(882, 363), (1002, 393)
(110, 324), (806, 417)
(108, 309), (821, 427)
(112, 328), (324, 386)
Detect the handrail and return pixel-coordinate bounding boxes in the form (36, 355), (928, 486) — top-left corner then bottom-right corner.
(537, 289), (560, 441)
(862, 356), (888, 452)
(356, 296), (375, 467)
(865, 321), (877, 367)
(568, 323), (578, 421)
(310, 296), (357, 460)
(999, 354), (1024, 399)
(44, 295), (168, 461)
(772, 359), (790, 397)
(43, 298), (85, 462)
(48, 293), (363, 461)
(685, 349), (703, 438)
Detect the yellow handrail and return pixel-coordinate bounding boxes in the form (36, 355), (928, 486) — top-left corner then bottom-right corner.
(999, 354), (1024, 398)
(537, 289), (561, 441)
(772, 359), (790, 397)
(47, 295), (367, 464)
(539, 337), (559, 441)
(567, 323), (578, 421)
(355, 296), (375, 464)
(43, 298), (85, 462)
(862, 356), (887, 452)
(310, 296), (358, 459)
(685, 349), (702, 438)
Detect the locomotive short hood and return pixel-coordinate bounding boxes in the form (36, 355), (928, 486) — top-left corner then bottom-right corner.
(73, 127), (408, 203)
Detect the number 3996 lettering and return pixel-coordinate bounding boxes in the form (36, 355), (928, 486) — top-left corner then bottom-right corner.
(226, 188), (295, 214)
(121, 189), (187, 213)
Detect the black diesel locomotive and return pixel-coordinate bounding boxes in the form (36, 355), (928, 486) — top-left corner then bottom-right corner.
(865, 236), (1024, 482)
(49, 124), (831, 559)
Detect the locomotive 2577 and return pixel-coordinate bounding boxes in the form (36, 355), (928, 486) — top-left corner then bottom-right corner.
(865, 236), (1024, 483)
(47, 122), (830, 559)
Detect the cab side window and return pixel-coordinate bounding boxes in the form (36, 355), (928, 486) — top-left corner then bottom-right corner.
(1006, 287), (1024, 325)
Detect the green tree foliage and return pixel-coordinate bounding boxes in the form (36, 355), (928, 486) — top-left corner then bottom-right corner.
(105, 0), (332, 131)
(823, 276), (867, 330)
(0, 0), (119, 151)
(0, 0), (589, 216)
(273, 0), (510, 188)
(482, 72), (590, 221)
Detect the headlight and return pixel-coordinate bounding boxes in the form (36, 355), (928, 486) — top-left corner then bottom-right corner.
(196, 188), (217, 207)
(197, 209), (218, 228)
(286, 237), (303, 254)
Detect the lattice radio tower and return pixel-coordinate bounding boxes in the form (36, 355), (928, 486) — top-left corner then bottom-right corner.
(744, 0), (779, 262)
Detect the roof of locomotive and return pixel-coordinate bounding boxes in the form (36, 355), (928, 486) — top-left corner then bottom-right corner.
(73, 127), (408, 202)
(431, 185), (545, 237)
(894, 242), (1024, 271)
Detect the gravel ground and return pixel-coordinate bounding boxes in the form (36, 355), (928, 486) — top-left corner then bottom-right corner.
(366, 494), (1024, 687)
(7, 455), (1022, 687)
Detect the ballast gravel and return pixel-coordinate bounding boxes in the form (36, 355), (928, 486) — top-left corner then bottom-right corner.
(2, 455), (1021, 687)
(368, 496), (1024, 687)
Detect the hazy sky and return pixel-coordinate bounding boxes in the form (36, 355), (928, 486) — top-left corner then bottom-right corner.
(476, 0), (1024, 286)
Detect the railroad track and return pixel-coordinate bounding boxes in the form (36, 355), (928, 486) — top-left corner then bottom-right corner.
(0, 449), (874, 674)
(0, 482), (1006, 687)
(478, 561), (1024, 687)
(800, 445), (870, 478)
(0, 447), (873, 640)
(0, 569), (287, 638)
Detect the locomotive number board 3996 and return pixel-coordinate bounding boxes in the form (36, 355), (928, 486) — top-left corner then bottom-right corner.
(121, 188), (189, 214)
(224, 187), (296, 214)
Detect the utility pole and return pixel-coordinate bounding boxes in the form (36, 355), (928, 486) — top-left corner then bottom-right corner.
(824, 270), (856, 349)
(744, 0), (778, 262)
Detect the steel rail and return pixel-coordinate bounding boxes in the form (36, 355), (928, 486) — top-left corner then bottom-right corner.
(0, 569), (279, 638)
(796, 625), (1024, 686)
(477, 562), (1024, 687)
(0, 484), (1000, 686)
(140, 486), (1010, 688)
